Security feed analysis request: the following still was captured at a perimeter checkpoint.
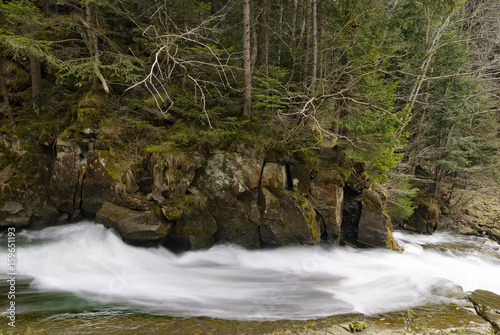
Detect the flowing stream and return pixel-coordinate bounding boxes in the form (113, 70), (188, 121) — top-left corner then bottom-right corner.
(1, 221), (500, 332)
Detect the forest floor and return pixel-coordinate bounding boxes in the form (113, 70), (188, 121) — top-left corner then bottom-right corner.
(443, 183), (500, 241)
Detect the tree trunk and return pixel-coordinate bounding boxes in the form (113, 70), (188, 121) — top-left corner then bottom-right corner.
(86, 0), (109, 94)
(243, 0), (252, 118)
(302, 0), (311, 81)
(256, 0), (270, 72)
(311, 0), (318, 92)
(30, 53), (43, 114)
(0, 58), (15, 130)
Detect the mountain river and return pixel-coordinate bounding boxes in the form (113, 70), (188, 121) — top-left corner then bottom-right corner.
(1, 221), (499, 333)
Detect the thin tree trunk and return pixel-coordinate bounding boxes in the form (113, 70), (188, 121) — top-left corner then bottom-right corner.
(243, 0), (252, 118)
(256, 0), (270, 72)
(0, 59), (15, 130)
(30, 53), (43, 114)
(302, 0), (311, 81)
(311, 0), (317, 92)
(85, 0), (109, 94)
(402, 12), (453, 130)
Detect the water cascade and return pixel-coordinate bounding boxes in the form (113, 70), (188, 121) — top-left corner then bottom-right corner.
(1, 222), (499, 321)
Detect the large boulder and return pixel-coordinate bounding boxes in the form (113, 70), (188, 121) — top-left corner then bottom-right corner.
(310, 179), (343, 242)
(49, 138), (85, 215)
(357, 189), (399, 249)
(165, 206), (218, 250)
(469, 289), (500, 333)
(81, 151), (114, 215)
(259, 187), (321, 246)
(187, 150), (320, 249)
(96, 202), (172, 244)
(50, 138), (148, 219)
(149, 151), (205, 205)
(189, 150), (263, 248)
(1, 136), (60, 228)
(405, 197), (440, 233)
(0, 201), (30, 227)
(82, 151), (148, 217)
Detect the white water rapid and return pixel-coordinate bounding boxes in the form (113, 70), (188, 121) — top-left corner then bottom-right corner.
(1, 221), (500, 320)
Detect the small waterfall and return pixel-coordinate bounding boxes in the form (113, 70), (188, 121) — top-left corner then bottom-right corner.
(1, 222), (499, 320)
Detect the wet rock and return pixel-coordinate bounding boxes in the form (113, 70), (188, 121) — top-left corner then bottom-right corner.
(49, 148), (82, 215)
(405, 198), (440, 233)
(357, 189), (399, 249)
(0, 201), (30, 227)
(208, 191), (261, 248)
(430, 279), (465, 300)
(165, 207), (218, 250)
(29, 204), (60, 228)
(81, 151), (115, 215)
(491, 228), (500, 242)
(289, 164), (311, 196)
(310, 179), (343, 242)
(259, 187), (321, 246)
(195, 150), (263, 195)
(96, 202), (172, 244)
(56, 213), (70, 225)
(190, 151), (263, 248)
(459, 226), (477, 236)
(469, 289), (500, 333)
(1, 201), (23, 215)
(261, 162), (286, 189)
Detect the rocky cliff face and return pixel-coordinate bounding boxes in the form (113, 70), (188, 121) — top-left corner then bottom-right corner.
(0, 133), (399, 251)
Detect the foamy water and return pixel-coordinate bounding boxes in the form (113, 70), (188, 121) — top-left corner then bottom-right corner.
(1, 222), (499, 320)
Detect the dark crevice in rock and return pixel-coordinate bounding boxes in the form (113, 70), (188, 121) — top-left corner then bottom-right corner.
(316, 210), (330, 242)
(341, 186), (362, 245)
(76, 167), (87, 220)
(284, 163), (293, 190)
(71, 170), (79, 218)
(256, 159), (266, 216)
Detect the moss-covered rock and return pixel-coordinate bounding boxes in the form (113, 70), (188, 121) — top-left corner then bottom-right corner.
(76, 92), (110, 135)
(357, 189), (400, 249)
(165, 206), (218, 250)
(96, 201), (172, 244)
(469, 289), (500, 333)
(310, 177), (343, 243)
(404, 196), (440, 234)
(259, 187), (321, 246)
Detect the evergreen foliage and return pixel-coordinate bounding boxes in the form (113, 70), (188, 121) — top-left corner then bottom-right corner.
(0, 0), (498, 219)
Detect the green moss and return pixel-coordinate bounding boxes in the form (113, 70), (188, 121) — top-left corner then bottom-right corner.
(98, 148), (137, 184)
(77, 92), (110, 132)
(59, 123), (82, 140)
(289, 191), (321, 242)
(162, 194), (205, 220)
(9, 67), (31, 92)
(361, 189), (383, 211)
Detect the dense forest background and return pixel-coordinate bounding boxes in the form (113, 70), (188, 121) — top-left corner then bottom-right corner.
(0, 0), (499, 225)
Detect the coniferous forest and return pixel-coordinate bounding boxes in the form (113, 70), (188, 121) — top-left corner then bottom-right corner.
(1, 0), (499, 233)
(1, 0), (498, 227)
(1, 1), (500, 333)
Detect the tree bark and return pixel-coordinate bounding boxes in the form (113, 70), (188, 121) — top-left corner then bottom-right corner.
(30, 53), (43, 114)
(85, 0), (109, 94)
(0, 58), (15, 130)
(256, 0), (270, 72)
(243, 0), (252, 118)
(311, 0), (318, 92)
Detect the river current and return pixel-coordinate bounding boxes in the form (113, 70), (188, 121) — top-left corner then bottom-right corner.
(1, 221), (500, 323)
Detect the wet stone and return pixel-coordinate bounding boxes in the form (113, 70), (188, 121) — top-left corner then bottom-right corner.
(469, 289), (500, 333)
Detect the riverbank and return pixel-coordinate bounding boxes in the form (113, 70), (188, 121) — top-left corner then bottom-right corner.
(2, 302), (495, 334)
(432, 186), (500, 245)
